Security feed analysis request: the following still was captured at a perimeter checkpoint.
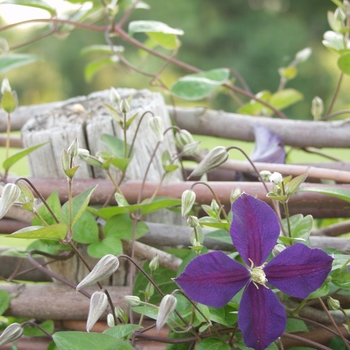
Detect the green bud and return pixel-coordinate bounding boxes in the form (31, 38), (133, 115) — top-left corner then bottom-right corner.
(188, 146), (229, 179)
(61, 149), (70, 172)
(124, 295), (141, 306)
(311, 96), (324, 120)
(149, 255), (159, 271)
(148, 116), (164, 142)
(1, 90), (18, 114)
(109, 87), (121, 103)
(327, 296), (340, 311)
(335, 7), (346, 22)
(0, 183), (21, 219)
(181, 189), (196, 217)
(0, 323), (23, 346)
(156, 294), (177, 332)
(114, 306), (128, 323)
(187, 215), (199, 228)
(77, 148), (90, 159)
(182, 141), (200, 156)
(230, 187), (241, 203)
(120, 98), (130, 114)
(67, 138), (79, 158)
(272, 244), (286, 257)
(76, 254), (120, 291)
(175, 129), (195, 148)
(107, 313), (115, 327)
(86, 291), (108, 332)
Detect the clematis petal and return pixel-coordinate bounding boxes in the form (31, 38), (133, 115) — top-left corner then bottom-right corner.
(250, 125), (286, 164)
(264, 243), (333, 298)
(239, 282), (286, 350)
(174, 251), (250, 308)
(230, 194), (280, 266)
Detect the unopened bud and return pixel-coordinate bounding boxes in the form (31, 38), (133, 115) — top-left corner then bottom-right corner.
(188, 146), (229, 179)
(114, 306), (128, 323)
(61, 149), (70, 172)
(109, 87), (121, 104)
(156, 294), (177, 332)
(124, 295), (141, 306)
(76, 254), (119, 291)
(335, 7), (346, 22)
(149, 255), (159, 271)
(270, 172), (283, 185)
(272, 244), (286, 257)
(230, 187), (241, 203)
(260, 170), (272, 182)
(183, 141), (200, 156)
(311, 96), (324, 120)
(1, 89), (17, 113)
(295, 47), (312, 63)
(327, 296), (341, 311)
(107, 313), (115, 327)
(187, 215), (199, 228)
(86, 291), (108, 332)
(120, 98), (130, 114)
(175, 129), (195, 148)
(0, 183), (21, 219)
(1, 78), (11, 94)
(0, 323), (23, 346)
(181, 189), (196, 217)
(67, 138), (79, 158)
(149, 116), (164, 142)
(77, 148), (90, 159)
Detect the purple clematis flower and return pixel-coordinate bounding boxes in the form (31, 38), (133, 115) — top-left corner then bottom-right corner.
(175, 194), (333, 350)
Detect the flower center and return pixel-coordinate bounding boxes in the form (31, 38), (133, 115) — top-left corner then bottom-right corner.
(249, 258), (268, 289)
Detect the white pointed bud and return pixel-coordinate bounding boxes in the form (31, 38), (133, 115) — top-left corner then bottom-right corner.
(156, 294), (177, 332)
(311, 96), (324, 120)
(76, 254), (119, 291)
(211, 199), (220, 213)
(114, 192), (129, 206)
(109, 87), (121, 103)
(272, 244), (286, 257)
(107, 313), (115, 327)
(149, 116), (164, 142)
(335, 7), (346, 22)
(149, 255), (159, 271)
(67, 138), (79, 158)
(230, 188), (241, 203)
(124, 295), (141, 306)
(187, 215), (199, 228)
(181, 190), (196, 217)
(183, 141), (201, 156)
(0, 183), (21, 219)
(78, 148), (90, 159)
(270, 172), (283, 185)
(175, 129), (195, 148)
(327, 296), (341, 311)
(259, 170), (272, 182)
(295, 47), (312, 63)
(188, 146), (229, 179)
(120, 98), (130, 114)
(0, 323), (23, 346)
(61, 149), (70, 172)
(86, 291), (108, 332)
(1, 78), (11, 94)
(114, 306), (128, 323)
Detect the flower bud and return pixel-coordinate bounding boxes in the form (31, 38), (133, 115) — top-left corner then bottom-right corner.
(295, 47), (312, 63)
(187, 215), (199, 228)
(67, 138), (79, 158)
(0, 323), (23, 346)
(148, 116), (164, 142)
(124, 295), (141, 306)
(61, 149), (70, 172)
(1, 89), (18, 114)
(86, 291), (108, 332)
(0, 183), (21, 219)
(272, 244), (286, 257)
(270, 172), (283, 185)
(327, 296), (340, 311)
(156, 294), (177, 332)
(259, 170), (272, 182)
(107, 313), (115, 327)
(183, 141), (200, 156)
(188, 146), (229, 179)
(78, 148), (90, 159)
(181, 190), (196, 217)
(109, 87), (121, 104)
(230, 187), (241, 203)
(76, 254), (119, 291)
(335, 7), (346, 22)
(311, 96), (324, 120)
(114, 306), (128, 323)
(149, 255), (159, 271)
(1, 78), (11, 94)
(175, 129), (195, 148)
(120, 98), (130, 114)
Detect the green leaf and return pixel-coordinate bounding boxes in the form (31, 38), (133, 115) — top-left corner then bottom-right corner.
(278, 66), (297, 80)
(198, 217), (230, 230)
(285, 318), (309, 333)
(10, 223), (68, 240)
(87, 235), (123, 258)
(32, 191), (61, 226)
(204, 229), (232, 245)
(27, 239), (68, 255)
(307, 280), (330, 298)
(286, 173), (308, 197)
(2, 143), (46, 171)
(104, 214), (149, 240)
(128, 20), (184, 36)
(332, 269), (350, 289)
(23, 320), (54, 337)
(196, 338), (231, 350)
(237, 90), (271, 116)
(171, 68), (230, 100)
(269, 88), (303, 110)
(109, 157), (131, 172)
(61, 186), (97, 228)
(84, 57), (118, 82)
(338, 52), (350, 75)
(80, 45), (124, 55)
(100, 134), (130, 158)
(0, 290), (12, 316)
(207, 305), (237, 327)
(0, 0), (56, 15)
(0, 54), (39, 75)
(147, 32), (180, 50)
(103, 324), (143, 339)
(72, 211), (99, 244)
(53, 331), (134, 350)
(300, 187), (350, 203)
(328, 11), (343, 33)
(282, 214), (313, 241)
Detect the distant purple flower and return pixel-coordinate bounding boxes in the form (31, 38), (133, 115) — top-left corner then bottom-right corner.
(251, 125), (286, 164)
(175, 194), (333, 350)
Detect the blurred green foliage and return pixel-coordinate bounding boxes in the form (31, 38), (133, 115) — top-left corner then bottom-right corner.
(0, 0), (349, 119)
